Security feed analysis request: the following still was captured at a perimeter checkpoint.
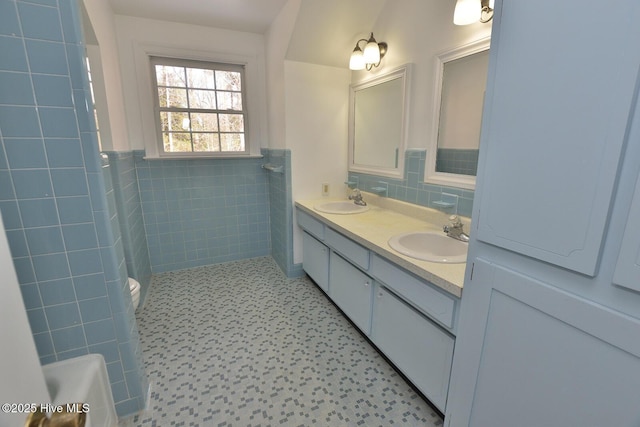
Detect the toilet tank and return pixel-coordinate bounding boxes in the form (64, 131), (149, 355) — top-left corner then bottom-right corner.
(42, 354), (117, 427)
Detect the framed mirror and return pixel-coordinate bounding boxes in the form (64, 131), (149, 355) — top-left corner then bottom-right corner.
(349, 65), (412, 179)
(426, 37), (490, 190)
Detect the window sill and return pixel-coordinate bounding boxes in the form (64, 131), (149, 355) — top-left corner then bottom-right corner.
(142, 154), (264, 161)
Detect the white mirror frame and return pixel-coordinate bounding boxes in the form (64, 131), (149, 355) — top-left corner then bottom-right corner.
(425, 37), (490, 190)
(348, 64), (412, 179)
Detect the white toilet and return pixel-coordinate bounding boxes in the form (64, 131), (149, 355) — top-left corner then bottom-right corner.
(129, 278), (141, 310)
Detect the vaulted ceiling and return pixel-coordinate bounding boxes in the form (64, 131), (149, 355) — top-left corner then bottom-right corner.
(106, 0), (388, 68)
(107, 0), (290, 34)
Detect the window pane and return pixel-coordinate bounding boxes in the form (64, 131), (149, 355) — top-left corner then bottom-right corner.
(153, 59), (247, 156)
(193, 133), (220, 152)
(217, 92), (243, 111)
(163, 132), (192, 152)
(158, 87), (188, 108)
(190, 113), (218, 132)
(220, 133), (245, 152)
(160, 112), (190, 132)
(155, 65), (186, 87)
(219, 114), (244, 132)
(187, 89), (217, 109)
(215, 71), (241, 91)
(186, 68), (215, 89)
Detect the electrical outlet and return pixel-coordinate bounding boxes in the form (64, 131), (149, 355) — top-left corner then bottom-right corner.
(321, 183), (330, 196)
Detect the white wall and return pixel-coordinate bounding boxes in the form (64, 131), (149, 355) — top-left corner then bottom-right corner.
(285, 61), (350, 263)
(265, 0), (301, 150)
(82, 0), (130, 151)
(114, 16), (268, 155)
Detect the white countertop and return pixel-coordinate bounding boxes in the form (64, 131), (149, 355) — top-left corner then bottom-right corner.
(295, 194), (469, 298)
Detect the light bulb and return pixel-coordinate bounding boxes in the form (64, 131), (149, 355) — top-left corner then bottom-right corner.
(349, 48), (365, 70)
(363, 35), (380, 64)
(454, 0), (481, 25)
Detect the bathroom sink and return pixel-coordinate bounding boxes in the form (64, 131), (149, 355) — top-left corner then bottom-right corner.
(314, 201), (370, 214)
(388, 231), (468, 263)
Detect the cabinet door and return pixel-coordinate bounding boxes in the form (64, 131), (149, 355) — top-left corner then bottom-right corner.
(613, 170), (640, 291)
(302, 232), (329, 292)
(448, 260), (640, 427)
(475, 0), (640, 276)
(372, 285), (454, 412)
(329, 252), (373, 334)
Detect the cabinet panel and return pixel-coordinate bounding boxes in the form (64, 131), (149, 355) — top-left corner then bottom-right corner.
(475, 0), (640, 275)
(329, 252), (373, 334)
(297, 210), (325, 239)
(613, 171), (640, 291)
(453, 260), (640, 427)
(325, 228), (369, 270)
(302, 232), (329, 292)
(372, 285), (454, 412)
(371, 255), (456, 329)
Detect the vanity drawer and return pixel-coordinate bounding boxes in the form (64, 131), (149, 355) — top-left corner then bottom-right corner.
(371, 255), (456, 329)
(297, 210), (325, 240)
(326, 228), (370, 270)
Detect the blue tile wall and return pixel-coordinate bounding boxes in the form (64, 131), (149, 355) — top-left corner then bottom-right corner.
(135, 153), (271, 273)
(100, 157), (148, 415)
(348, 149), (475, 217)
(105, 151), (151, 303)
(0, 0), (146, 418)
(262, 149), (303, 278)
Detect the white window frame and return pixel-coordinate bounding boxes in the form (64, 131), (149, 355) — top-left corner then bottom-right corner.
(149, 56), (249, 158)
(127, 41), (266, 160)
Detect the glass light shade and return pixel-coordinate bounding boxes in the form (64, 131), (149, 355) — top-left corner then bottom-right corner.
(454, 0), (481, 25)
(363, 40), (381, 64)
(349, 48), (365, 70)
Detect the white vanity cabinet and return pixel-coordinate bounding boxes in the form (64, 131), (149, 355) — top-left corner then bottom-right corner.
(371, 255), (457, 331)
(372, 285), (454, 412)
(329, 252), (373, 334)
(296, 205), (460, 412)
(302, 231), (329, 292)
(299, 210), (329, 292)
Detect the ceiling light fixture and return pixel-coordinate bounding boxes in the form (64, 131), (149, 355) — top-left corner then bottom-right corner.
(349, 33), (388, 71)
(453, 0), (494, 25)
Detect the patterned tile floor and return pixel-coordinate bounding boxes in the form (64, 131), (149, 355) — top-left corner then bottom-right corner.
(120, 257), (444, 426)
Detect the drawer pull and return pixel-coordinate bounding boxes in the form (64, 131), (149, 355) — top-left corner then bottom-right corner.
(364, 281), (370, 287)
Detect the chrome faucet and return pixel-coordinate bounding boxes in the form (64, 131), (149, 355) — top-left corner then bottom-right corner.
(443, 215), (469, 242)
(348, 188), (367, 206)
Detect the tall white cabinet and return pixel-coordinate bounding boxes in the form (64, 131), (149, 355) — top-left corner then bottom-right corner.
(446, 1), (640, 426)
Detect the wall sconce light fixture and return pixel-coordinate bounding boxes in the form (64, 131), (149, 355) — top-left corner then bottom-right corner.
(453, 0), (494, 25)
(349, 33), (388, 71)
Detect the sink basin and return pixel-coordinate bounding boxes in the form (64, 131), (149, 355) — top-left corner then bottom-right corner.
(314, 201), (370, 214)
(388, 231), (468, 263)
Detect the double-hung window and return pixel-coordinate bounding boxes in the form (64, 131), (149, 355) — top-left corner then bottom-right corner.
(150, 57), (248, 156)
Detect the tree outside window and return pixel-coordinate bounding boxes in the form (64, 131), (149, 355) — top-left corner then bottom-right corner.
(151, 58), (247, 156)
